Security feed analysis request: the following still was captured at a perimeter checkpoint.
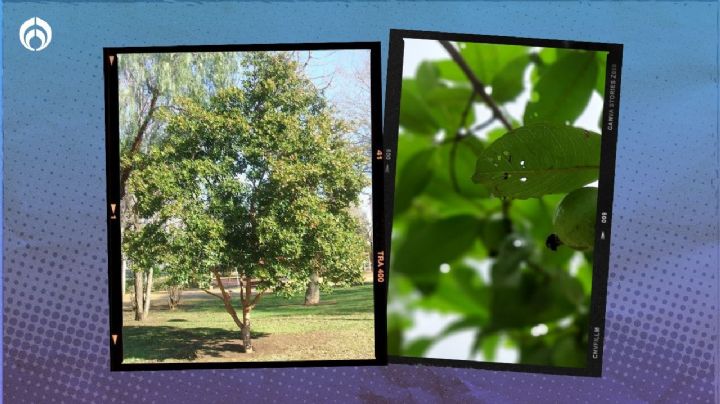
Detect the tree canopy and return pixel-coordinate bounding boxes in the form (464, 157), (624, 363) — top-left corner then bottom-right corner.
(123, 51), (370, 349)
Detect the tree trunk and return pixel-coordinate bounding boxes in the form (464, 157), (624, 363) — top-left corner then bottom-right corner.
(121, 258), (127, 296)
(209, 269), (254, 352)
(168, 286), (182, 310)
(304, 268), (320, 305)
(133, 271), (144, 321)
(242, 277), (254, 352)
(241, 312), (252, 352)
(142, 267), (153, 319)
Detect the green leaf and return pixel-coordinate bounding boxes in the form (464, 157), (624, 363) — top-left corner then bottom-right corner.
(479, 333), (501, 361)
(459, 43), (528, 85)
(416, 61), (440, 93)
(524, 50), (598, 125)
(595, 52), (608, 97)
(439, 317), (485, 338)
(576, 257), (593, 296)
(415, 260), (490, 319)
(424, 87), (476, 135)
(393, 136), (436, 215)
(399, 80), (440, 135)
(434, 47), (530, 105)
(490, 55), (530, 103)
(434, 59), (466, 82)
(426, 139), (488, 198)
(491, 235), (533, 286)
(552, 335), (586, 367)
(484, 127), (509, 144)
(490, 270), (580, 329)
(392, 216), (482, 294)
(399, 78), (475, 137)
(388, 313), (413, 355)
(405, 337), (435, 357)
(472, 123), (601, 199)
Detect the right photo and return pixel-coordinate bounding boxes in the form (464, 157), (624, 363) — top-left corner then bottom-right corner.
(386, 31), (621, 374)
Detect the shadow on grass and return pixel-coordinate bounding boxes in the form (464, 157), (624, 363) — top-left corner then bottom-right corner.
(123, 325), (268, 362)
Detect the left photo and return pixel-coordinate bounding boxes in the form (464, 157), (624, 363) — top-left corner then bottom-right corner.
(104, 44), (384, 368)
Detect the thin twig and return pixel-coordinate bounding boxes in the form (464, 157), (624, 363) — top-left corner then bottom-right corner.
(249, 289), (267, 310)
(471, 115), (497, 133)
(439, 40), (513, 131)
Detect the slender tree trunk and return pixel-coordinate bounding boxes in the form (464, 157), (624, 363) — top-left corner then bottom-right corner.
(210, 269), (253, 352)
(241, 277), (253, 352)
(121, 258), (127, 296)
(168, 286), (182, 310)
(142, 267), (153, 319)
(133, 271), (144, 321)
(304, 268), (320, 305)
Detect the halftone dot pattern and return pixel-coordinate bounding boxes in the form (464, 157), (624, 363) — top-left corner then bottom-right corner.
(3, 2), (718, 403)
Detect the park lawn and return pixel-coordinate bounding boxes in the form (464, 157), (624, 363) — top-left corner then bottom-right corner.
(122, 283), (376, 363)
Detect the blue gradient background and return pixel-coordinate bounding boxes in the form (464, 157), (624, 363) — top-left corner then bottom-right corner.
(3, 1), (719, 403)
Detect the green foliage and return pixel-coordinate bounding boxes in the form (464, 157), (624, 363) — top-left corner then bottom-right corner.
(472, 123), (601, 199)
(124, 52), (369, 301)
(118, 52), (240, 164)
(389, 41), (607, 368)
(524, 50), (597, 125)
(392, 215), (482, 294)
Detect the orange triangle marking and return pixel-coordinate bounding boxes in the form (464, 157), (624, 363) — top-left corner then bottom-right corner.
(111, 203), (116, 214)
(112, 334), (118, 344)
(109, 55), (115, 65)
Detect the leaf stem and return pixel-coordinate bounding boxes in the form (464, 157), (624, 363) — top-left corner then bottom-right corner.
(439, 40), (513, 132)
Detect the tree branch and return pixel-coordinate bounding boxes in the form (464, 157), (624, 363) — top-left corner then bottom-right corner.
(202, 289), (224, 301)
(439, 40), (513, 131)
(249, 289), (267, 310)
(211, 268), (244, 329)
(120, 87), (160, 199)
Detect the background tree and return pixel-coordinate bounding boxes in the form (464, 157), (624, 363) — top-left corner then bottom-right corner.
(126, 51), (368, 351)
(388, 41), (606, 367)
(289, 51), (373, 302)
(118, 53), (239, 319)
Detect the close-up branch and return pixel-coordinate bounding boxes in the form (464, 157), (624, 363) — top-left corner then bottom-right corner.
(439, 40), (513, 132)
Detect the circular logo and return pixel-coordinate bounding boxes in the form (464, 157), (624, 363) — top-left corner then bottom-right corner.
(19, 17), (52, 52)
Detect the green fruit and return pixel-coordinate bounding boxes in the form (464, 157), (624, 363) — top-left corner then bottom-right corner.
(553, 187), (598, 251)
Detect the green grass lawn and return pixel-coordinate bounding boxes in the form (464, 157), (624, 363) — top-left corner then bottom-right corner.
(122, 283), (375, 363)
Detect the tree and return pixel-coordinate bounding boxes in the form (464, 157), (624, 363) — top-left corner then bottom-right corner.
(125, 51), (368, 351)
(294, 51), (373, 304)
(118, 52), (239, 319)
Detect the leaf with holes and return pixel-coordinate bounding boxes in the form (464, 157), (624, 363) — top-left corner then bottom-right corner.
(524, 50), (597, 125)
(472, 123), (601, 199)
